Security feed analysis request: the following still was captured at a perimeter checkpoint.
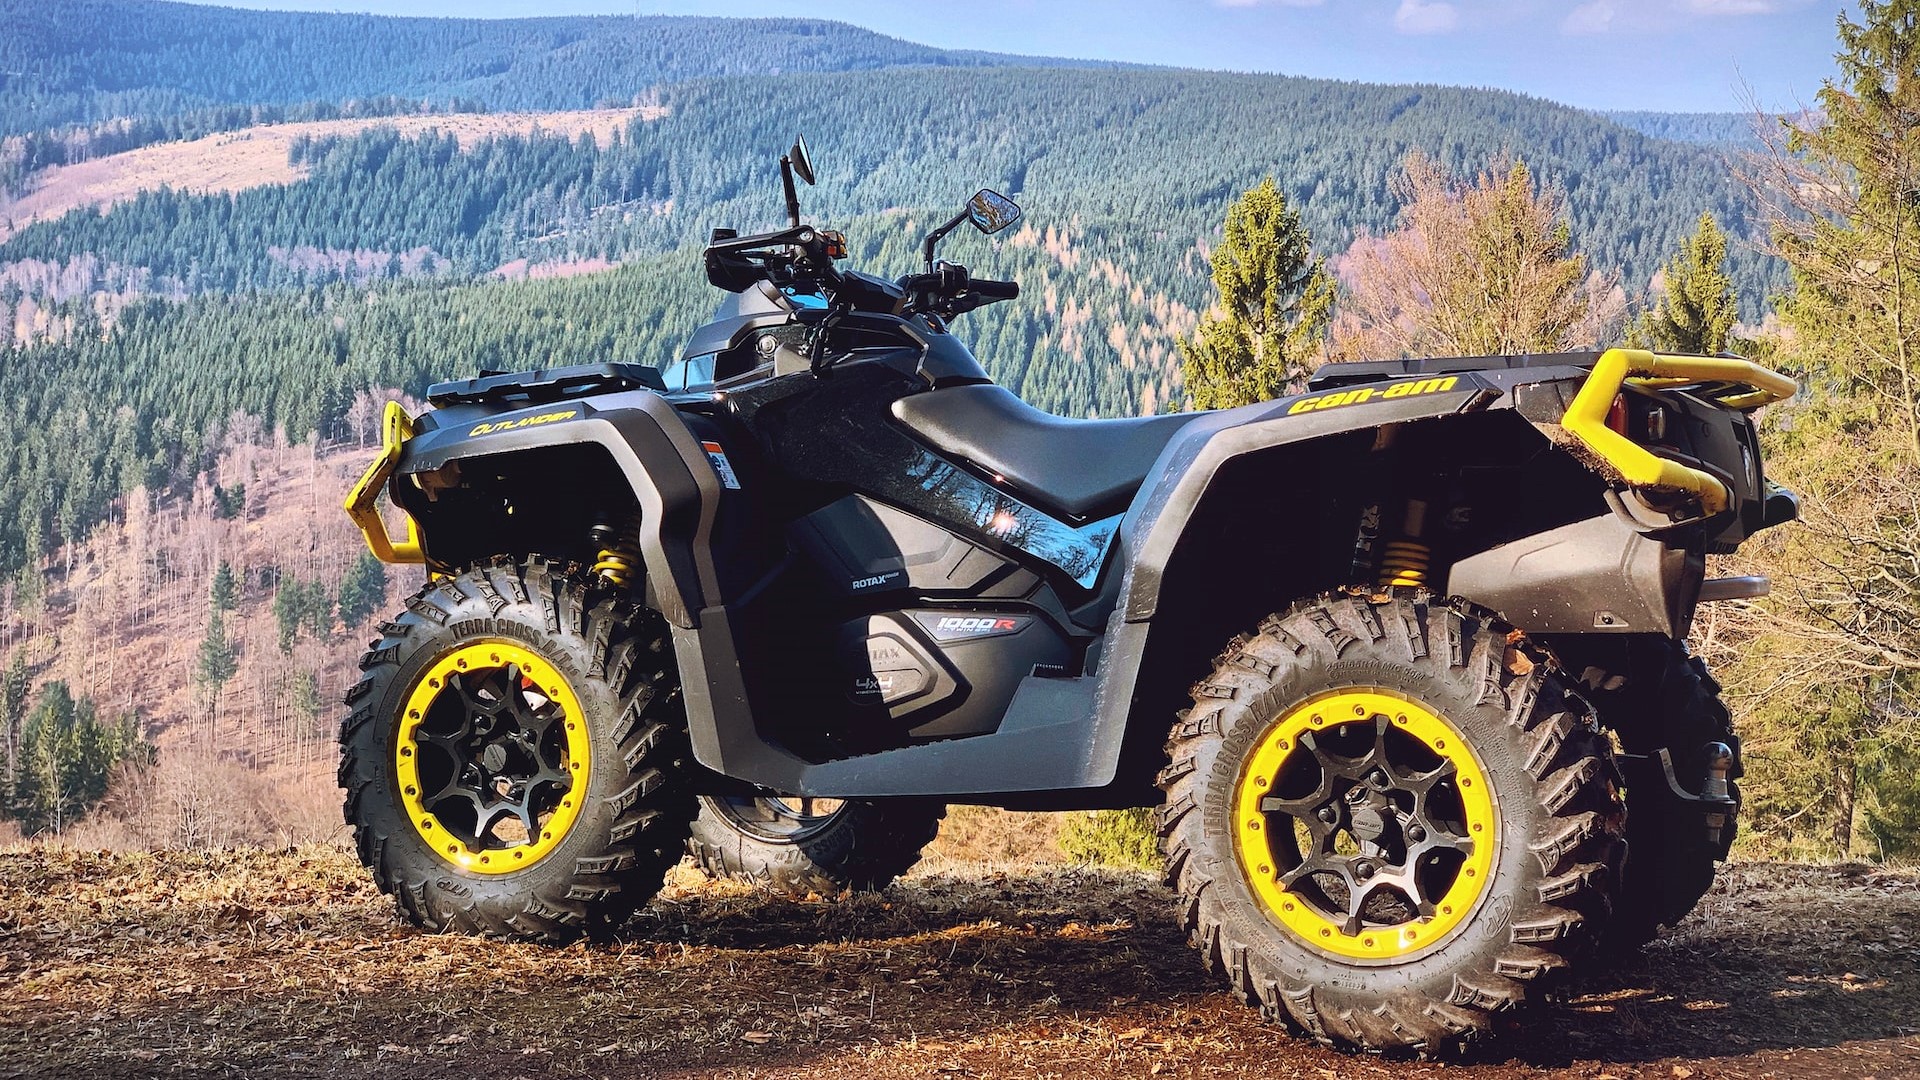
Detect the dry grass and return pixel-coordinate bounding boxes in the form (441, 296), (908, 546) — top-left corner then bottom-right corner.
(0, 107), (668, 241)
(0, 850), (1914, 1079)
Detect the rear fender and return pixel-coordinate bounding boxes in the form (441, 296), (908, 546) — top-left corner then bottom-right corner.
(1079, 374), (1499, 790)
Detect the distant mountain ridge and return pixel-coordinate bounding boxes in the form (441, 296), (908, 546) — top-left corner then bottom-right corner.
(0, 0), (1117, 138)
(1602, 111), (1769, 150)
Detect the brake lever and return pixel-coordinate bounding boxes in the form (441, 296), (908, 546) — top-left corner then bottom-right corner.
(808, 301), (852, 375)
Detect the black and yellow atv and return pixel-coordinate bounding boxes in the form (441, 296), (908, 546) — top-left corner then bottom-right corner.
(340, 137), (1796, 1055)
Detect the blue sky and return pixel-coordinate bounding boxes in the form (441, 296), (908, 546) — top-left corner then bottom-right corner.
(203, 1), (1849, 112)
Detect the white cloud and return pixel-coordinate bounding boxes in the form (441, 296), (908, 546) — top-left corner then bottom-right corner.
(1215, 0), (1326, 6)
(1685, 0), (1780, 13)
(1394, 0), (1460, 34)
(1562, 0), (1616, 34)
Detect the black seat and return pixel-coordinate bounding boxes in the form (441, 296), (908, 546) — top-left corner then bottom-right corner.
(891, 385), (1201, 519)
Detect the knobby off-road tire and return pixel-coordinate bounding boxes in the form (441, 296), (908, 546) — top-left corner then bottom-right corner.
(1563, 638), (1738, 947)
(340, 556), (696, 943)
(687, 795), (945, 896)
(1158, 591), (1626, 1056)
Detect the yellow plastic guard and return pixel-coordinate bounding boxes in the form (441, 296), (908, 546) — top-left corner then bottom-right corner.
(1563, 348), (1796, 515)
(343, 400), (426, 564)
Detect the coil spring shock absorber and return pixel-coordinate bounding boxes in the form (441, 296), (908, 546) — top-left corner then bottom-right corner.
(590, 515), (643, 589)
(1378, 498), (1432, 588)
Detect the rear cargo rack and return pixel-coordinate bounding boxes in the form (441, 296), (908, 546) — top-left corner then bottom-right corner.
(427, 363), (666, 407)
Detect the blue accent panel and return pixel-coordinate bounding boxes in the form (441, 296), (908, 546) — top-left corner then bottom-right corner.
(899, 449), (1120, 586)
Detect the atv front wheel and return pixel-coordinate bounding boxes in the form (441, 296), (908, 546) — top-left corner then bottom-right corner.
(340, 557), (695, 943)
(688, 794), (944, 895)
(1159, 591), (1625, 1055)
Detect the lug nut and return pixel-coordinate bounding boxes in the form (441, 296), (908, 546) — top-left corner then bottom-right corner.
(1355, 860), (1376, 880)
(1407, 824), (1426, 842)
(1318, 806), (1338, 824)
(1368, 769), (1391, 790)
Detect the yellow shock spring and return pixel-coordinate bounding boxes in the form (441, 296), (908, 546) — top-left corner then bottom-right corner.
(1379, 540), (1431, 588)
(593, 547), (639, 588)
(592, 514), (645, 589)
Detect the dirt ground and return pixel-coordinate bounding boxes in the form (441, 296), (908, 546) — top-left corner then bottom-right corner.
(0, 850), (1914, 1080)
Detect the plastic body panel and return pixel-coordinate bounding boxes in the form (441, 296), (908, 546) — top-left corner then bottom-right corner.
(1446, 514), (1704, 636)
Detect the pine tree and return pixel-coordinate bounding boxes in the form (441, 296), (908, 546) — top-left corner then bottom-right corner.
(197, 608), (238, 711)
(6, 682), (147, 835)
(273, 581), (301, 654)
(1632, 212), (1737, 355)
(1, 652), (27, 787)
(210, 560), (238, 613)
(1724, 0), (1920, 856)
(1179, 177), (1335, 409)
(336, 550), (388, 629)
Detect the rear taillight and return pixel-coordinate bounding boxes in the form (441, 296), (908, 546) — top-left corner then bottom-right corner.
(1605, 393), (1629, 437)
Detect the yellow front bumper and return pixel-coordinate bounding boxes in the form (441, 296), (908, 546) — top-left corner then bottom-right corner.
(343, 400), (426, 565)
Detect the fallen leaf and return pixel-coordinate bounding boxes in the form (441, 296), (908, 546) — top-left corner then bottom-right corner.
(742, 1032), (774, 1044)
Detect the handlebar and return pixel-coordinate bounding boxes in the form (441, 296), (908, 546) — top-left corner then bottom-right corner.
(899, 262), (1018, 314)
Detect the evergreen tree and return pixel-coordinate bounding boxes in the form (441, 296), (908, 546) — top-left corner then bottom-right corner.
(1632, 212), (1737, 354)
(7, 682), (148, 835)
(197, 609), (238, 707)
(1725, 0), (1920, 856)
(1180, 178), (1335, 408)
(337, 550), (388, 629)
(273, 581), (302, 654)
(1, 652), (27, 787)
(210, 560), (238, 613)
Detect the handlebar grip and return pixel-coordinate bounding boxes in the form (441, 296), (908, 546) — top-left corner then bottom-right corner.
(969, 278), (1019, 300)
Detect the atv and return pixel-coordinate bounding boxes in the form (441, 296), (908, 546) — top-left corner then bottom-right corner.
(340, 136), (1797, 1054)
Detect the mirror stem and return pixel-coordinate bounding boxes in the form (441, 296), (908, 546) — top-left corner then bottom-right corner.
(780, 154), (802, 228)
(922, 209), (969, 271)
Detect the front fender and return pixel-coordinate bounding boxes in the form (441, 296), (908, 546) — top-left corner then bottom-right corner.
(354, 391), (722, 629)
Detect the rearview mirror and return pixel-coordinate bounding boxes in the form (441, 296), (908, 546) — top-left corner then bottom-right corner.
(966, 189), (1021, 234)
(790, 135), (816, 186)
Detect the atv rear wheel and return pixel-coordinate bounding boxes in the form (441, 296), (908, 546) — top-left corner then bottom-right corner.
(688, 794), (944, 895)
(340, 557), (695, 943)
(1559, 637), (1738, 947)
(1159, 591), (1625, 1055)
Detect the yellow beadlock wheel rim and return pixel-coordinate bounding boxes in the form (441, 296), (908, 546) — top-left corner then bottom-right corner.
(1234, 689), (1497, 961)
(397, 642), (591, 875)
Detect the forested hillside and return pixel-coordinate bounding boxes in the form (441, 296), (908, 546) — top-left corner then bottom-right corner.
(6, 67), (1768, 299)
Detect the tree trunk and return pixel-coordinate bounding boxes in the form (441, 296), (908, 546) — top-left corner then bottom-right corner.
(1832, 755), (1858, 857)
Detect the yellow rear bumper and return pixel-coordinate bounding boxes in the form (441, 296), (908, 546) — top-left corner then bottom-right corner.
(1561, 348), (1795, 515)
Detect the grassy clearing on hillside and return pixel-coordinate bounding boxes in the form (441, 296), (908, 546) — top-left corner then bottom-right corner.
(0, 849), (1913, 1079)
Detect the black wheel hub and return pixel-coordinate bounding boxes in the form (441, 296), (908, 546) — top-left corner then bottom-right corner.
(1260, 716), (1477, 935)
(414, 663), (575, 848)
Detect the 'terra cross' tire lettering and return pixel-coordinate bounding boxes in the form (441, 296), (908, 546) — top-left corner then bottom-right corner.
(340, 556), (695, 943)
(688, 795), (945, 896)
(1560, 637), (1738, 948)
(1158, 590), (1626, 1056)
